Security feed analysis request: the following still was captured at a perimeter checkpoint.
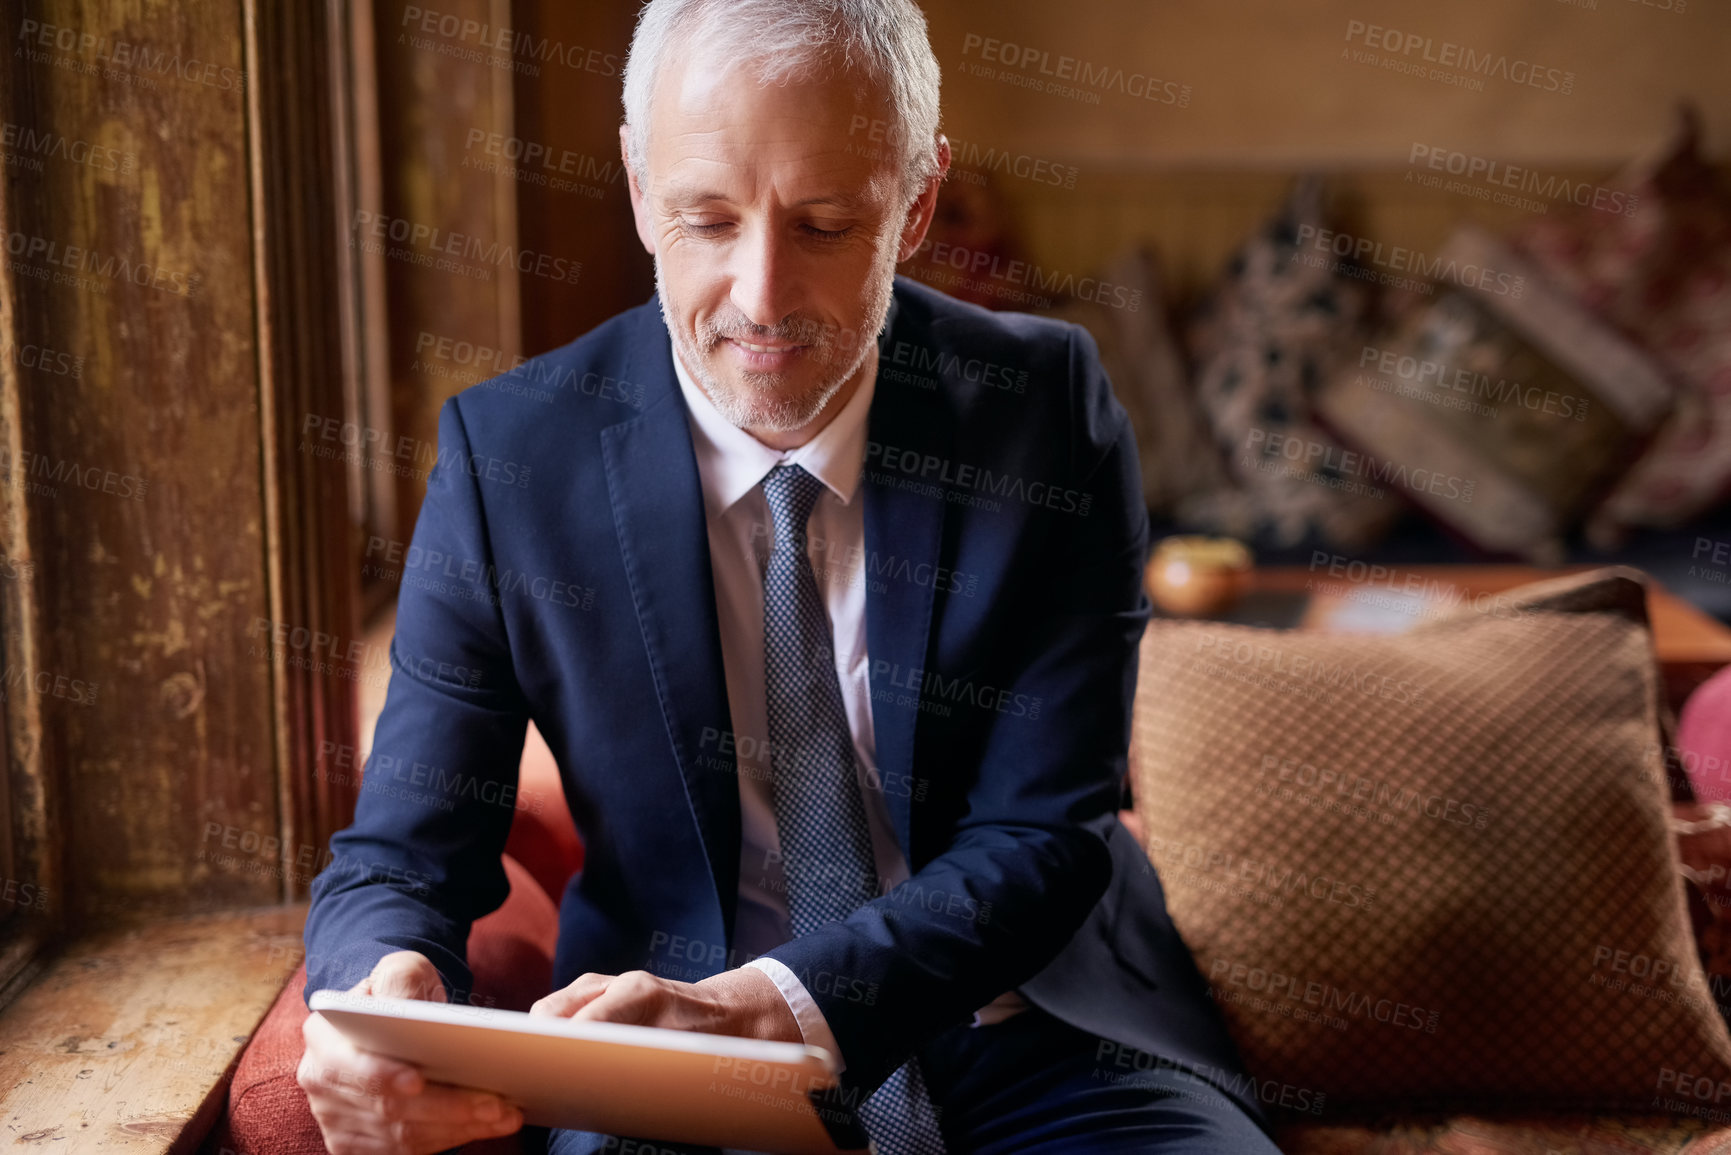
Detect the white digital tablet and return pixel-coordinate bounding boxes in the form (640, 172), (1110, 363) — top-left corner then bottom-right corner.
(309, 990), (870, 1153)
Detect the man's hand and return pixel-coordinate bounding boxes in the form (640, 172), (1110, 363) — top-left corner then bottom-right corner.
(298, 950), (524, 1155)
(529, 967), (803, 1044)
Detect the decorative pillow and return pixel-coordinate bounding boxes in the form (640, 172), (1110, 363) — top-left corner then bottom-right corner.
(1314, 228), (1673, 562)
(1180, 178), (1402, 551)
(1511, 108), (1731, 545)
(1041, 247), (1225, 516)
(1129, 569), (1731, 1118)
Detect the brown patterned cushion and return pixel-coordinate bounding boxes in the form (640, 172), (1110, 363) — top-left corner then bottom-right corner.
(1129, 568), (1731, 1119)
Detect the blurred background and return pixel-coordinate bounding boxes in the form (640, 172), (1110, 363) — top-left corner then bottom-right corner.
(2, 0), (1730, 1134)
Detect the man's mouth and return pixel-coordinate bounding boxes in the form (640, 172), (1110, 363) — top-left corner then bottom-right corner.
(730, 338), (803, 354)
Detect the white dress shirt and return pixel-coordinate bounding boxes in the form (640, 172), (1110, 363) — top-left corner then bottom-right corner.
(668, 335), (1022, 1075)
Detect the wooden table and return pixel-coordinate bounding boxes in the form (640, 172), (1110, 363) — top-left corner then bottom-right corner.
(1151, 563), (1731, 714)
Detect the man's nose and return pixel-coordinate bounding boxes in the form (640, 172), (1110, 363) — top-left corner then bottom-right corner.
(728, 226), (800, 330)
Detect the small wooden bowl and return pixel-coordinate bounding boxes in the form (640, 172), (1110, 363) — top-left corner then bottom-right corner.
(1147, 536), (1254, 617)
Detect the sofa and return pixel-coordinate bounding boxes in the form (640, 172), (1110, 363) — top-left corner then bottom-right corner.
(213, 573), (1731, 1155)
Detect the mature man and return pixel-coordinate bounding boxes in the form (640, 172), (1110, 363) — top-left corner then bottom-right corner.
(299, 1), (1281, 1152)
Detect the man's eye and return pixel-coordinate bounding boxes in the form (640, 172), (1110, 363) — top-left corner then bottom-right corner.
(681, 220), (730, 236)
(803, 224), (853, 242)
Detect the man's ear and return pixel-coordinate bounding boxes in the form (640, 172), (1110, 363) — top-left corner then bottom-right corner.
(896, 134), (951, 263)
(621, 124), (656, 256)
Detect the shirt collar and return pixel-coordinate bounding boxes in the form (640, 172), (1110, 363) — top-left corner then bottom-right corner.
(670, 330), (875, 521)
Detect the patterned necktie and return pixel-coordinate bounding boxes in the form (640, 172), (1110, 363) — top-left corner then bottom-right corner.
(760, 464), (947, 1155)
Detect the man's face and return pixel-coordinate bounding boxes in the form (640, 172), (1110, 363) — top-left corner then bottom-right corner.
(624, 47), (942, 437)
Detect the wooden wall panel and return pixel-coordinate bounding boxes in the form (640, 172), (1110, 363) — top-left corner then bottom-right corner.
(372, 0), (523, 539)
(511, 0), (651, 356)
(985, 167), (1620, 305)
(923, 0), (1731, 169)
(2, 0), (278, 924)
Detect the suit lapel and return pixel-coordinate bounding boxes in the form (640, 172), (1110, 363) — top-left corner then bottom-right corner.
(862, 296), (955, 866)
(601, 304), (740, 944)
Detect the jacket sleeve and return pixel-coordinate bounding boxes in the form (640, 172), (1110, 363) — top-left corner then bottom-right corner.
(301, 397), (530, 1005)
(761, 325), (1150, 1094)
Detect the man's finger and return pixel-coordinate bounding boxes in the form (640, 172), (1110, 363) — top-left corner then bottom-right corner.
(572, 972), (672, 1026)
(369, 951), (449, 1002)
(529, 972), (614, 1018)
(302, 1060), (521, 1133)
(300, 1102), (523, 1155)
(400, 1100), (527, 1150)
(301, 1012), (422, 1099)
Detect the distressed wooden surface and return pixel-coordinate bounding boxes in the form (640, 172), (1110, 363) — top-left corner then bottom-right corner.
(511, 0), (649, 355)
(0, 904), (306, 1151)
(374, 0), (522, 539)
(4, 0), (279, 923)
(247, 0), (364, 901)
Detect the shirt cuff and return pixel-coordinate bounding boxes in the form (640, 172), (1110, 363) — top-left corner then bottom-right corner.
(742, 957), (846, 1074)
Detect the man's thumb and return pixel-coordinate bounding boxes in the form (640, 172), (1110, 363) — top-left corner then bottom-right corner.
(368, 951), (448, 1002)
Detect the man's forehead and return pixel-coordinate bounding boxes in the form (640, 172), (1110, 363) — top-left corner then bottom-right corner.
(657, 178), (879, 212)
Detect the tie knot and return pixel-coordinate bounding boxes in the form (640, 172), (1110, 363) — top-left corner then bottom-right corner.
(762, 464), (825, 547)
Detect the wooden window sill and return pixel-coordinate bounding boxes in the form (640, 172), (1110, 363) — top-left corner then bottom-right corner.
(0, 903), (308, 1151)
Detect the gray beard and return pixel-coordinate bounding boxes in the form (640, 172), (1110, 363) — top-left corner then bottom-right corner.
(655, 254), (894, 434)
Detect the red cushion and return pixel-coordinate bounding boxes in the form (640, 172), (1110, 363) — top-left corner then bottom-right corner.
(504, 722), (584, 905)
(215, 853), (558, 1154)
(1680, 665), (1731, 803)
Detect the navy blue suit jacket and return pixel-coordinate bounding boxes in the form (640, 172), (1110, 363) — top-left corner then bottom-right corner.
(303, 276), (1257, 1122)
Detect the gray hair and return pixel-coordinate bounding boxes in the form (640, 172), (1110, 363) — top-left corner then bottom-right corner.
(621, 0), (943, 197)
